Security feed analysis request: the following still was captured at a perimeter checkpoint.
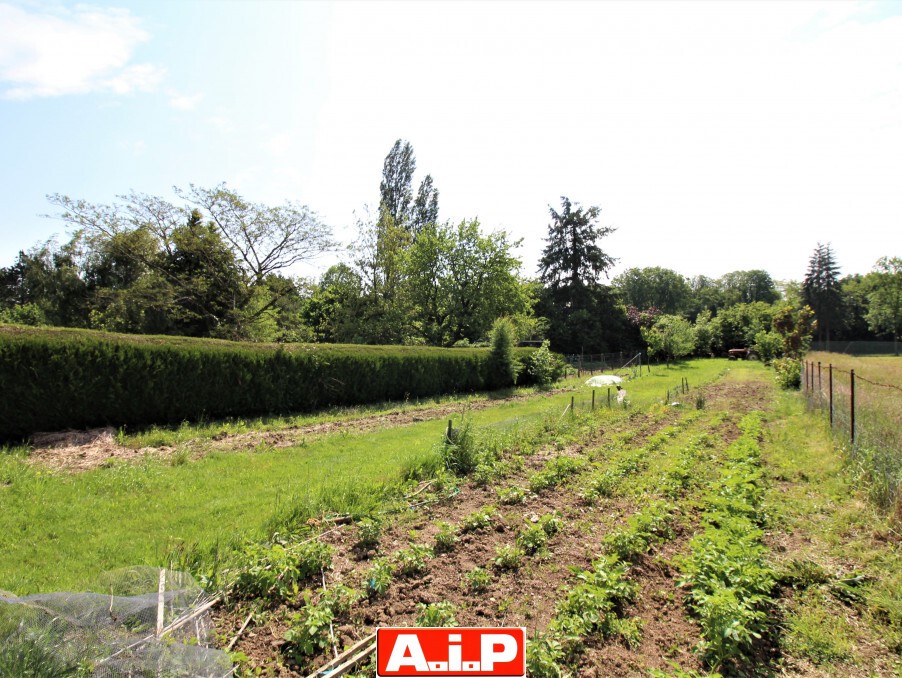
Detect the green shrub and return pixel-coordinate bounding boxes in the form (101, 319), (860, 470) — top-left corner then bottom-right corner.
(772, 357), (801, 390)
(0, 326), (537, 439)
(485, 318), (520, 389)
(231, 539), (333, 603)
(527, 340), (566, 388)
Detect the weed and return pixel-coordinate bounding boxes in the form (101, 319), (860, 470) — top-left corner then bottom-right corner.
(415, 601), (458, 627)
(462, 567), (491, 594)
(441, 420), (481, 475)
(169, 447), (191, 467)
(525, 632), (566, 678)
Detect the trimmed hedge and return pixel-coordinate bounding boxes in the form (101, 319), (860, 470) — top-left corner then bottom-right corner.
(0, 326), (537, 439)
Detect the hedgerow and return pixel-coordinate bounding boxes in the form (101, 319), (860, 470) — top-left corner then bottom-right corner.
(0, 326), (537, 438)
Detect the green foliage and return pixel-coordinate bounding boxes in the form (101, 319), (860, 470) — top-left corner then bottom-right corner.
(527, 340), (565, 387)
(492, 545), (523, 570)
(284, 596), (335, 661)
(0, 326), (536, 438)
(516, 523), (549, 556)
(365, 558), (393, 597)
(643, 314), (696, 362)
(679, 413), (775, 668)
(528, 455), (585, 493)
(866, 256), (902, 350)
(433, 522), (458, 554)
(441, 420), (481, 475)
(415, 601), (457, 627)
(604, 501), (674, 561)
(525, 633), (566, 678)
(0, 616), (89, 677)
(486, 317), (519, 388)
(613, 267), (692, 315)
(462, 567), (491, 594)
(803, 242), (843, 343)
(752, 330), (784, 362)
(460, 507), (496, 533)
(772, 357), (802, 390)
(356, 518), (381, 551)
(496, 485), (526, 504)
(231, 539), (333, 603)
(394, 544), (432, 577)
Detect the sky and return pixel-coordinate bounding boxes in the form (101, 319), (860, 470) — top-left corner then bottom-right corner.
(1, 0), (901, 285)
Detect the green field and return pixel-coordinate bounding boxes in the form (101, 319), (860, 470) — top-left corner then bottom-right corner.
(0, 359), (725, 594)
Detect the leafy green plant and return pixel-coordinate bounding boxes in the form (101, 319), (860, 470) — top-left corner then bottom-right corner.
(527, 340), (566, 388)
(772, 357), (801, 390)
(231, 539), (333, 603)
(356, 517), (381, 551)
(493, 545), (523, 570)
(395, 544), (432, 577)
(415, 601), (458, 627)
(516, 523), (549, 556)
(433, 522), (459, 554)
(496, 485), (526, 504)
(365, 558), (393, 597)
(460, 507), (495, 533)
(525, 632), (565, 678)
(283, 597), (335, 661)
(462, 566), (491, 593)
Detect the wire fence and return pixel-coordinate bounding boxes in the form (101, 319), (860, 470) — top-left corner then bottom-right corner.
(565, 351), (651, 379)
(803, 359), (902, 512)
(809, 340), (900, 355)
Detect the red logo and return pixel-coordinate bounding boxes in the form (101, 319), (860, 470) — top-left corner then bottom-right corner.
(376, 627), (526, 677)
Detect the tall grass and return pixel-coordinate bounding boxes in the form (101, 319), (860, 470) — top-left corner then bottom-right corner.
(805, 352), (902, 514)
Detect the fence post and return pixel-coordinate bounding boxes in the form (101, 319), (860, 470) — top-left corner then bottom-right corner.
(607, 388), (611, 408)
(446, 419), (453, 442)
(850, 369), (856, 445)
(828, 364), (833, 428)
(592, 389), (596, 411)
(817, 362), (822, 406)
(571, 395), (575, 416)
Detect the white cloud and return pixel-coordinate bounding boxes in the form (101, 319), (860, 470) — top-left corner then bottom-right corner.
(0, 3), (164, 99)
(168, 89), (204, 111)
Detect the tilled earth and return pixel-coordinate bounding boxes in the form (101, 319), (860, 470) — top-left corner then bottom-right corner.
(213, 379), (770, 677)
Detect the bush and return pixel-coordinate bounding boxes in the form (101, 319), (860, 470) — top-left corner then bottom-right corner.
(0, 326), (537, 439)
(527, 340), (565, 388)
(485, 318), (519, 389)
(772, 357), (802, 390)
(753, 331), (784, 363)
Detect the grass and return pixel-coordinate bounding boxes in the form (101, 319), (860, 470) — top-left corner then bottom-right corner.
(804, 352), (902, 513)
(763, 388), (902, 673)
(0, 360), (728, 594)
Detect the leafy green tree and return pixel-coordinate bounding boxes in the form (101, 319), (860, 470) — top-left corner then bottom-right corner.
(866, 256), (902, 354)
(379, 139), (417, 226)
(411, 174), (439, 234)
(803, 242), (843, 346)
(302, 264), (364, 343)
(718, 270), (780, 306)
(641, 315), (695, 363)
(711, 302), (775, 352)
(772, 304), (815, 358)
(613, 267), (691, 315)
(692, 310), (717, 356)
(686, 275), (725, 319)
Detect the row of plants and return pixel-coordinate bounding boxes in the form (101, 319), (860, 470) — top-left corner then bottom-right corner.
(677, 413), (776, 670)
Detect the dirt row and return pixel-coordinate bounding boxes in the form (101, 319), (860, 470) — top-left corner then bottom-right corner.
(26, 387), (575, 472)
(214, 380), (766, 677)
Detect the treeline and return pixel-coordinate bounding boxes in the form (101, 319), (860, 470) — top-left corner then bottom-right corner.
(1, 140), (899, 357)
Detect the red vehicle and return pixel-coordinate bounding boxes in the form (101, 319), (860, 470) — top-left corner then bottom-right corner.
(728, 348), (758, 360)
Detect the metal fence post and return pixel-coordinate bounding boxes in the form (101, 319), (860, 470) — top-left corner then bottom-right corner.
(817, 361), (822, 405)
(592, 389), (596, 411)
(850, 369), (856, 446)
(828, 364), (833, 428)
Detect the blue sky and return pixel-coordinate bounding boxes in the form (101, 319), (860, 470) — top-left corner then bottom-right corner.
(1, 0), (901, 283)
